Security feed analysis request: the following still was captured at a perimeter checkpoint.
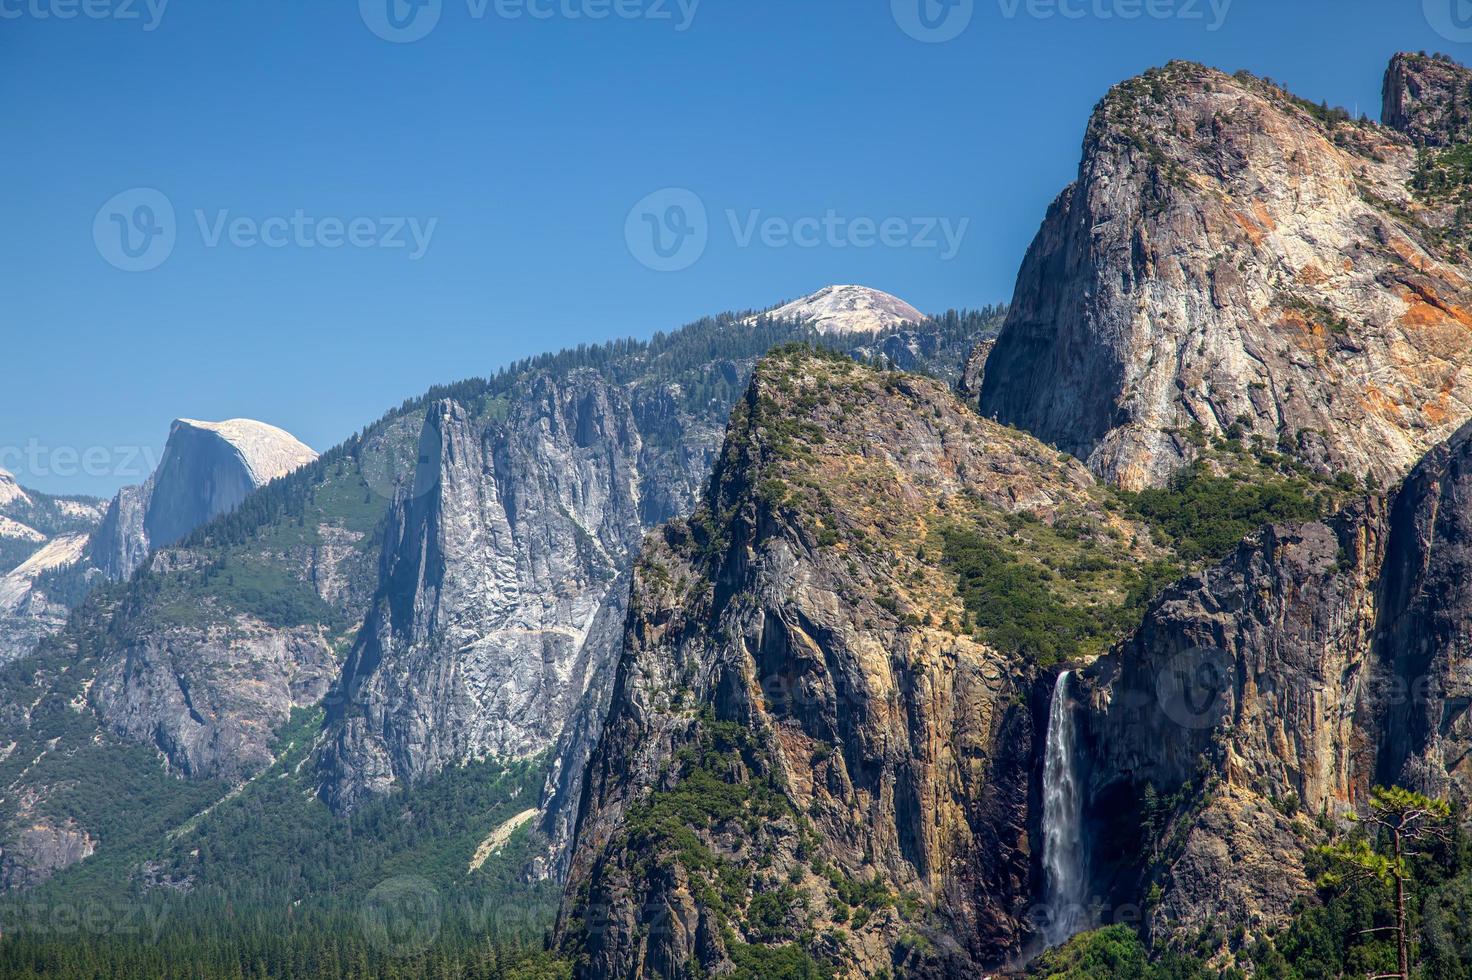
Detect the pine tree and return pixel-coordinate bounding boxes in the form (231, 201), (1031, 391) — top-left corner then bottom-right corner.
(1319, 786), (1453, 980)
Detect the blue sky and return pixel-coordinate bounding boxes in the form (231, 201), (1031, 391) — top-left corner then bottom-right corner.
(1, 0), (1463, 495)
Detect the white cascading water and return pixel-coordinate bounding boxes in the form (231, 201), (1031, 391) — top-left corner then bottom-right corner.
(1042, 670), (1087, 948)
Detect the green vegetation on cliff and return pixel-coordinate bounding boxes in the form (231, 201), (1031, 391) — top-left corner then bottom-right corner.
(1059, 788), (1472, 978)
(1411, 143), (1472, 247)
(1029, 925), (1214, 979)
(940, 522), (1177, 667)
(1117, 459), (1343, 565)
(607, 713), (835, 979)
(13, 705), (559, 927)
(1249, 788), (1470, 980)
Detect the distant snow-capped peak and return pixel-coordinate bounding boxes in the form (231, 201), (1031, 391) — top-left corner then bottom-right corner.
(747, 285), (927, 336)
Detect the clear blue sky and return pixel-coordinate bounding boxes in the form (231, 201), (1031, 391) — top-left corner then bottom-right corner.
(1, 0), (1460, 495)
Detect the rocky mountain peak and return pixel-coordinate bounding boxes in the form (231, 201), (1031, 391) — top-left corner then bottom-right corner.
(0, 469), (30, 509)
(88, 417), (316, 582)
(749, 285), (926, 335)
(169, 418), (317, 488)
(979, 58), (1472, 489)
(1383, 51), (1472, 147)
(143, 418), (316, 557)
(559, 346), (1170, 976)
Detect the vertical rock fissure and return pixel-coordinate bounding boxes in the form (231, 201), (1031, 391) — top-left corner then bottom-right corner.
(1043, 670), (1087, 948)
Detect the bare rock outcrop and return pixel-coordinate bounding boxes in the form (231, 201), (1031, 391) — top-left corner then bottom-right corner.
(93, 617), (338, 781)
(1383, 51), (1472, 148)
(559, 348), (1165, 977)
(980, 59), (1472, 490)
(1079, 416), (1472, 948)
(317, 372), (721, 814)
(89, 418), (316, 582)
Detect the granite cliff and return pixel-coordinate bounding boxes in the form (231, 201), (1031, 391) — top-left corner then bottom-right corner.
(88, 417), (318, 582)
(0, 471), (103, 663)
(0, 296), (988, 897)
(558, 347), (1169, 977)
(1075, 415), (1472, 958)
(979, 58), (1472, 490)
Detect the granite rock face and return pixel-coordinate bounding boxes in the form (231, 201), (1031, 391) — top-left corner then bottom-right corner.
(89, 418), (317, 582)
(92, 617), (338, 782)
(1078, 512), (1382, 940)
(956, 336), (996, 401)
(559, 349), (1164, 977)
(0, 535), (92, 663)
(1078, 418), (1472, 947)
(1383, 52), (1472, 148)
(317, 372), (723, 814)
(1372, 420), (1472, 799)
(0, 474), (105, 663)
(980, 59), (1472, 490)
(0, 816), (96, 892)
(87, 485), (151, 584)
(0, 470), (27, 512)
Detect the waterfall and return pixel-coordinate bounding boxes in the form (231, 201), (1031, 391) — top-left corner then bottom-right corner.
(1042, 670), (1087, 948)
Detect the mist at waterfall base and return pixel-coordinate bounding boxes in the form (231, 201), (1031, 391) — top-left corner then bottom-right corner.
(1042, 670), (1088, 949)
